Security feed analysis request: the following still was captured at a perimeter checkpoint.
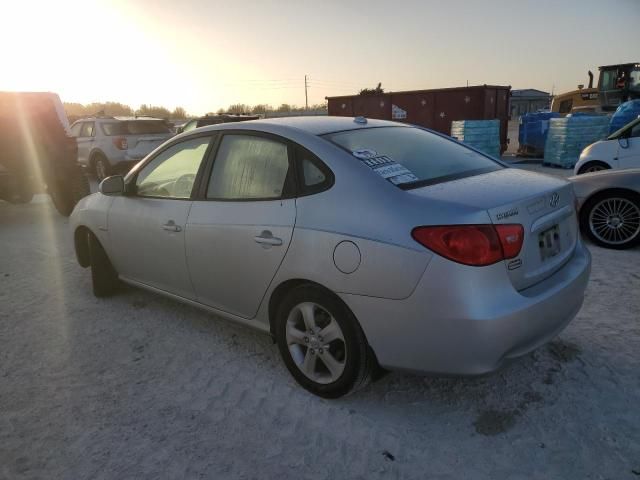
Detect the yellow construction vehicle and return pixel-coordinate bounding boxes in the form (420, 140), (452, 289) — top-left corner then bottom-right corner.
(551, 63), (640, 115)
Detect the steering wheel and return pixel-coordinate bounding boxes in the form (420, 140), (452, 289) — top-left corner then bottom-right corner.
(173, 173), (196, 197)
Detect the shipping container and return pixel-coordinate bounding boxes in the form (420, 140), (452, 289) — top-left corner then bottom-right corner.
(327, 85), (511, 153)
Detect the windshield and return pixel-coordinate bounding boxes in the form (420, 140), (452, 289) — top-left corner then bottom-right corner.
(323, 126), (502, 189)
(101, 120), (171, 136)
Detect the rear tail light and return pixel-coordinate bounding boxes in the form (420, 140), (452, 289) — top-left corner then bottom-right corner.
(412, 224), (523, 266)
(112, 137), (128, 150)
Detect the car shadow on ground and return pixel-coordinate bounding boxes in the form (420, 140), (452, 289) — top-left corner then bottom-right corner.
(107, 278), (587, 438)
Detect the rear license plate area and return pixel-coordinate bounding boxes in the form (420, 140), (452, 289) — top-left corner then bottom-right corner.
(539, 225), (561, 261)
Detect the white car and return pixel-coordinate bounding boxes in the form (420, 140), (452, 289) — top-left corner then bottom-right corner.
(70, 116), (173, 181)
(574, 117), (640, 174)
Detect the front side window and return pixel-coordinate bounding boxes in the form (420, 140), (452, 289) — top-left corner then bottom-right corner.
(630, 122), (640, 139)
(80, 122), (95, 137)
(324, 126), (501, 189)
(135, 136), (210, 199)
(207, 134), (290, 200)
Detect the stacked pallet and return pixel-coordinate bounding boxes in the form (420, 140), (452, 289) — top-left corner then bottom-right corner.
(544, 115), (610, 168)
(450, 119), (500, 158)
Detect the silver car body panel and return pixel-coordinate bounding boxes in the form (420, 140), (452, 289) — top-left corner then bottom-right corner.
(70, 116), (591, 375)
(571, 168), (640, 208)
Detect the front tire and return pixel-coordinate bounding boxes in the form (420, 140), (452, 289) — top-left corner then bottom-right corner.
(580, 190), (640, 249)
(275, 285), (373, 398)
(577, 161), (610, 175)
(88, 232), (119, 297)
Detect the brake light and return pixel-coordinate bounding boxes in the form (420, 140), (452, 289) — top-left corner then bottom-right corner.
(494, 224), (524, 259)
(412, 224), (523, 266)
(112, 137), (128, 150)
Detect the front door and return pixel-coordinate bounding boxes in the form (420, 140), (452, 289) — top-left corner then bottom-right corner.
(186, 133), (296, 318)
(618, 122), (640, 169)
(108, 135), (212, 298)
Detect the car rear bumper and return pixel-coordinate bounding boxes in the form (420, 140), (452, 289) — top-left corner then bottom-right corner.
(341, 239), (591, 375)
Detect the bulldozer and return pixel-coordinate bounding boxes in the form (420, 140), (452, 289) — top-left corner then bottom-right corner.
(551, 63), (640, 114)
(0, 92), (90, 215)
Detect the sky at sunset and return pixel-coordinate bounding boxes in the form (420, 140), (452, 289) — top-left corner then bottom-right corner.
(2, 0), (638, 115)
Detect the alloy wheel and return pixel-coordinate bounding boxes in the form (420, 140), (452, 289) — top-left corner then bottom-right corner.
(589, 197), (640, 246)
(285, 302), (346, 384)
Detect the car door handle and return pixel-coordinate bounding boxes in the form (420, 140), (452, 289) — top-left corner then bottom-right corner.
(162, 221), (182, 232)
(254, 231), (283, 246)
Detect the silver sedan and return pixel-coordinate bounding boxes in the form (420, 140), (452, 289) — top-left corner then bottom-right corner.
(70, 117), (591, 398)
(572, 168), (640, 249)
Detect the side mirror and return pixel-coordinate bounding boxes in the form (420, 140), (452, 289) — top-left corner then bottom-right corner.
(619, 137), (630, 149)
(99, 175), (125, 196)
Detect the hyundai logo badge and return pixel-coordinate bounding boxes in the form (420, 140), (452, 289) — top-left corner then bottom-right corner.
(549, 192), (560, 208)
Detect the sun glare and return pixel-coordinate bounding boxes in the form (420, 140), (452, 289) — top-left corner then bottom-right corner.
(0, 0), (189, 108)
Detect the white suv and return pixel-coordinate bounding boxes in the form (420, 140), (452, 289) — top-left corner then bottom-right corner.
(574, 117), (640, 174)
(70, 116), (173, 180)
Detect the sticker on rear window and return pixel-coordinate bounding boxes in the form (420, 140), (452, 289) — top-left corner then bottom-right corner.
(351, 149), (418, 185)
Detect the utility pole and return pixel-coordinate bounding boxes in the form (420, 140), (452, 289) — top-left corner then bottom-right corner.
(305, 75), (309, 111)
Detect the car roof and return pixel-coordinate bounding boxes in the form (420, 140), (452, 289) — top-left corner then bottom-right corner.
(191, 116), (405, 136)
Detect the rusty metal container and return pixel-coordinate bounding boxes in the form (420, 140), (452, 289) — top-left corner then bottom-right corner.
(327, 85), (511, 153)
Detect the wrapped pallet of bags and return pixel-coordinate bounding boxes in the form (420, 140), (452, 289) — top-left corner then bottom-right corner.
(518, 112), (561, 157)
(543, 115), (610, 168)
(450, 119), (500, 158)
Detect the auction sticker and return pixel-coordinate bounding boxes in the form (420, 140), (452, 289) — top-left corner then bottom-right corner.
(351, 149), (418, 185)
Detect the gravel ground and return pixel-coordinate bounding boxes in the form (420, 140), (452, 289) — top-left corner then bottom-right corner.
(1, 169), (639, 479)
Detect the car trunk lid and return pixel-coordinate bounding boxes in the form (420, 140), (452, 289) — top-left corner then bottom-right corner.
(407, 168), (578, 290)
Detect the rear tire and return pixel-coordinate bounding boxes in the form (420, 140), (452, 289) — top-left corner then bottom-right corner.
(577, 161), (610, 175)
(88, 232), (119, 297)
(275, 285), (373, 398)
(579, 190), (640, 249)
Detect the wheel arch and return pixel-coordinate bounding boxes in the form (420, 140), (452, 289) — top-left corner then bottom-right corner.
(577, 160), (612, 174)
(89, 149), (107, 167)
(582, 187), (640, 209)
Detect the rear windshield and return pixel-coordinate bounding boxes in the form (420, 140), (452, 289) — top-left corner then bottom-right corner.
(101, 120), (171, 136)
(324, 126), (502, 189)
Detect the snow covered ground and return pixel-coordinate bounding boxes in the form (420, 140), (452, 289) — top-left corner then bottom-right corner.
(1, 168), (639, 479)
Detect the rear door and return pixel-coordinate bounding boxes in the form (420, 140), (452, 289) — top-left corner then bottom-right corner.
(185, 132), (296, 318)
(108, 135), (213, 298)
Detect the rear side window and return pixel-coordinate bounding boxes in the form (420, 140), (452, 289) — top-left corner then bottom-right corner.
(295, 146), (333, 196)
(70, 123), (82, 136)
(207, 135), (291, 200)
(324, 126), (501, 189)
(101, 120), (171, 136)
